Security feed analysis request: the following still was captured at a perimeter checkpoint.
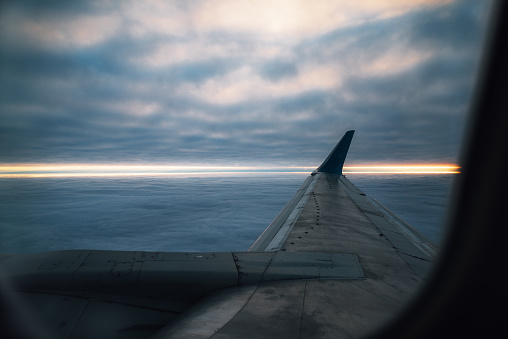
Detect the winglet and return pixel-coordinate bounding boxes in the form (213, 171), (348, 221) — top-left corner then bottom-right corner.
(314, 130), (355, 175)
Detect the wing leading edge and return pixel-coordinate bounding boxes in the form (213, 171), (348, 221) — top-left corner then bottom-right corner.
(249, 129), (356, 252)
(0, 131), (437, 339)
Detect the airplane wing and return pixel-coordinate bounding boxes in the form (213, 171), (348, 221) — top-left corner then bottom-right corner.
(0, 131), (437, 339)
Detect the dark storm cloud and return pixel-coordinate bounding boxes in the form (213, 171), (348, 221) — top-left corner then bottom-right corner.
(259, 59), (298, 82)
(4, 0), (103, 14)
(0, 0), (492, 166)
(408, 1), (488, 49)
(164, 59), (241, 83)
(279, 0), (490, 164)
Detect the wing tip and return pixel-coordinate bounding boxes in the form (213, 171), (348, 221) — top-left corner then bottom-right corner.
(315, 130), (355, 175)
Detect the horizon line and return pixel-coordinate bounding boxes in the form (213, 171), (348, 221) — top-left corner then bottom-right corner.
(0, 163), (461, 177)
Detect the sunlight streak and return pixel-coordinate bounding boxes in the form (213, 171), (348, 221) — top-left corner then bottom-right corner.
(343, 165), (460, 174)
(0, 164), (460, 178)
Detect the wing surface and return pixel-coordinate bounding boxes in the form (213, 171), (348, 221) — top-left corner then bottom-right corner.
(0, 131), (438, 339)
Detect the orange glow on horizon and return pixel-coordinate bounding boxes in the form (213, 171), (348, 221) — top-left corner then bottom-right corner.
(343, 164), (460, 174)
(0, 163), (460, 178)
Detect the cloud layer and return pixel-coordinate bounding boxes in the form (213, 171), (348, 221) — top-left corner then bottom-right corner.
(0, 0), (492, 166)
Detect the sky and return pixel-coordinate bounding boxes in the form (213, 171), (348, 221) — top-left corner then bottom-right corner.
(0, 0), (492, 168)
